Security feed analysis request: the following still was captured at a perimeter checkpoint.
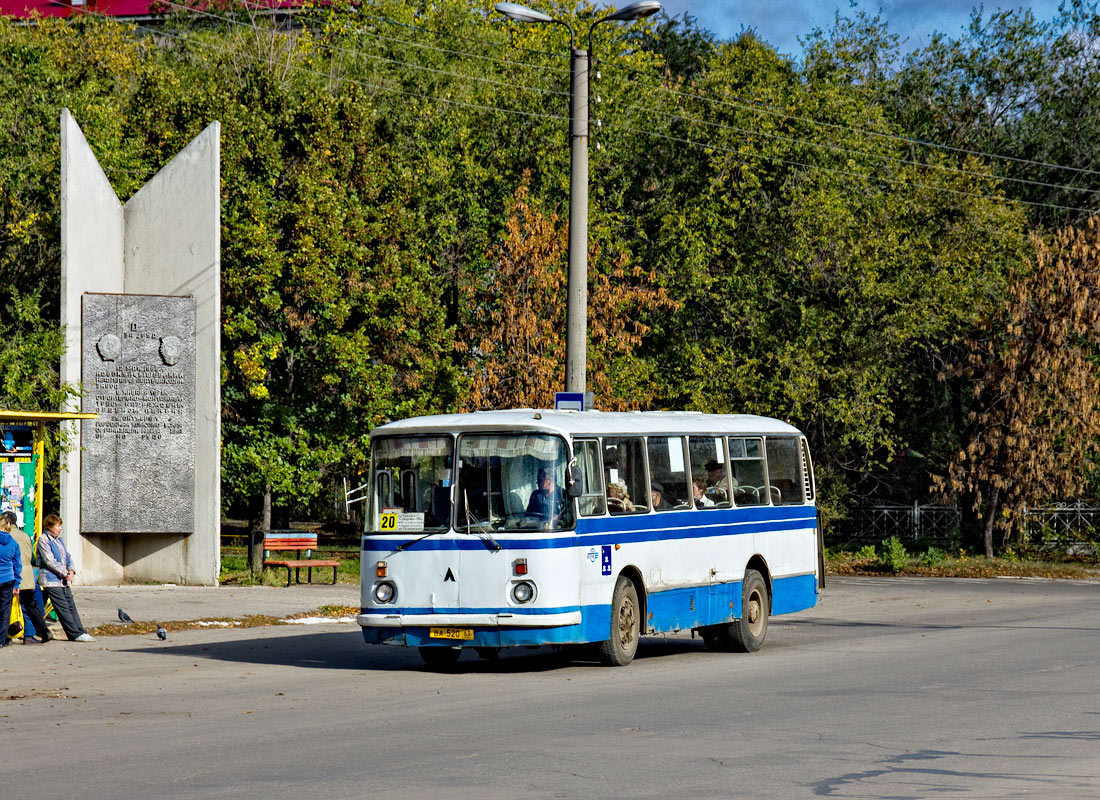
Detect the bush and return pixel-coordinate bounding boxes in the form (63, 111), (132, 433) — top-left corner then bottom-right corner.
(878, 536), (908, 572)
(920, 547), (947, 566)
(857, 544), (877, 560)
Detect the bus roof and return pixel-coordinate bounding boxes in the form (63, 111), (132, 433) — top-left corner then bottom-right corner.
(371, 410), (804, 439)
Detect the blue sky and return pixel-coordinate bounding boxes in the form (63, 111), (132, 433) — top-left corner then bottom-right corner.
(654, 1), (1063, 56)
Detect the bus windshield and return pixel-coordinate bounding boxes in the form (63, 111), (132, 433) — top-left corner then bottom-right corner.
(455, 433), (575, 532)
(370, 435), (454, 531)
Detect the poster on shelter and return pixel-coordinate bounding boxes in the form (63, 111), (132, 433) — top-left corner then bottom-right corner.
(0, 460), (26, 528)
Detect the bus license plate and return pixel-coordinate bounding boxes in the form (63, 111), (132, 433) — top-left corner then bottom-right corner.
(429, 627), (473, 640)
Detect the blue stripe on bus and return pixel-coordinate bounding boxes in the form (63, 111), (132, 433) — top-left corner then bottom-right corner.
(362, 605), (580, 616)
(362, 507), (817, 552)
(360, 573), (818, 648)
(578, 505), (816, 533)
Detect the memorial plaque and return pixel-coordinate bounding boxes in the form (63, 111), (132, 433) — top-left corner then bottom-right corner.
(81, 294), (196, 533)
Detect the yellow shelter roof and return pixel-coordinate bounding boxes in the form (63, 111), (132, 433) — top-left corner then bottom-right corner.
(0, 409), (98, 422)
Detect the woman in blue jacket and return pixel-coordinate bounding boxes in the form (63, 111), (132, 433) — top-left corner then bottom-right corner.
(0, 518), (20, 649)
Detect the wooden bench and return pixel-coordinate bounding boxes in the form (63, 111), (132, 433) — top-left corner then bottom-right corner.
(262, 531), (340, 586)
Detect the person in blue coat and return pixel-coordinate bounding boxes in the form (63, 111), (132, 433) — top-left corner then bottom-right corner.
(0, 518), (20, 649)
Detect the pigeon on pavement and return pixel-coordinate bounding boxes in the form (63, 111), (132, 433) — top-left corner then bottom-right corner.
(118, 609), (134, 624)
(156, 624), (167, 641)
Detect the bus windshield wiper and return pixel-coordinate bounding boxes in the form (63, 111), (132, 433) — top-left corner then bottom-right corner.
(462, 490), (502, 551)
(395, 528), (447, 552)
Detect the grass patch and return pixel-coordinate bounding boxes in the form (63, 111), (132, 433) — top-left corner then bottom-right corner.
(826, 548), (1100, 579)
(89, 605), (359, 638)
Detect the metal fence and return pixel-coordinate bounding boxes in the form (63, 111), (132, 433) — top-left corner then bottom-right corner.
(837, 500), (1100, 551)
(1023, 502), (1100, 551)
(836, 502), (961, 546)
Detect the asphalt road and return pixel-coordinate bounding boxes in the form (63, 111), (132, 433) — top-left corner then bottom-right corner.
(4, 576), (1099, 799)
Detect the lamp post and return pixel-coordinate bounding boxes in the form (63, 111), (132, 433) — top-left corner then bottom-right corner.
(494, 1), (661, 397)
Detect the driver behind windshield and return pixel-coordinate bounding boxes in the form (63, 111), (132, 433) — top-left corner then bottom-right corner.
(527, 467), (564, 526)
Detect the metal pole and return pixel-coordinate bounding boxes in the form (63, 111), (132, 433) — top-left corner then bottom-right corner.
(566, 46), (589, 395)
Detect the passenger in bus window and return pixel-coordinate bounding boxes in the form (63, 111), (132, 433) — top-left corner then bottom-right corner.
(692, 477), (714, 508)
(705, 460), (732, 489)
(607, 480), (634, 513)
(527, 468), (564, 523)
(651, 482), (671, 511)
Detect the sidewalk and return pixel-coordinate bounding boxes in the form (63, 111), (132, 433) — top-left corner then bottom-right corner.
(69, 582), (360, 630)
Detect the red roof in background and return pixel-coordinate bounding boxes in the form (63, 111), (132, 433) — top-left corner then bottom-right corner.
(1, 0), (162, 17)
(1, 0), (299, 18)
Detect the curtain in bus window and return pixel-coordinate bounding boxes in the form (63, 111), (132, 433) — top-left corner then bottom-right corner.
(458, 435), (562, 458)
(765, 438), (804, 505)
(575, 439), (606, 516)
(603, 437), (648, 514)
(688, 436), (729, 508)
(646, 436), (690, 511)
(728, 437), (768, 506)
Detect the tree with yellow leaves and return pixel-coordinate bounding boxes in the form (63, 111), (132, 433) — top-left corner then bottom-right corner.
(938, 218), (1100, 556)
(460, 179), (674, 411)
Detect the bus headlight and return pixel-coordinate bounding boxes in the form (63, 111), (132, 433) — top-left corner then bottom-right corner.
(511, 580), (535, 604)
(374, 581), (397, 604)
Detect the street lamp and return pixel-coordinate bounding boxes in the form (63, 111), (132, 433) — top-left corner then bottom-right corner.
(495, 1), (661, 398)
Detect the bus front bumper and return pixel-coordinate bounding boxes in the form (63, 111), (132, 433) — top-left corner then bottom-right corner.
(357, 610), (582, 628)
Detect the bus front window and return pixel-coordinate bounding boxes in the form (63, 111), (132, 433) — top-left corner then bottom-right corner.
(456, 433), (574, 531)
(370, 436), (454, 531)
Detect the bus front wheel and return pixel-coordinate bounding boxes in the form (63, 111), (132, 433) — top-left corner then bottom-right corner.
(702, 569), (769, 653)
(597, 575), (640, 667)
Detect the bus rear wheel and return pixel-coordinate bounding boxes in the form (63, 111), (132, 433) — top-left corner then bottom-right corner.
(702, 569), (769, 653)
(419, 646), (461, 669)
(597, 575), (640, 667)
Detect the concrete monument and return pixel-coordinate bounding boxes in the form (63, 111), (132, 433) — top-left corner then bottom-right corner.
(59, 109), (221, 585)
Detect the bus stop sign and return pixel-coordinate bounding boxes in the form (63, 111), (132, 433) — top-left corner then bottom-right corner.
(554, 392), (585, 411)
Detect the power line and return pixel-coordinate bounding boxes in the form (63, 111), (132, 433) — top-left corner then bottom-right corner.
(209, 3), (1100, 197)
(157, 0), (569, 98)
(353, 8), (570, 62)
(131, 17), (569, 124)
(215, 0), (570, 74)
(606, 121), (1099, 216)
(597, 61), (1100, 180)
(607, 98), (1100, 196)
(73, 8), (1093, 216)
(350, 21), (566, 78)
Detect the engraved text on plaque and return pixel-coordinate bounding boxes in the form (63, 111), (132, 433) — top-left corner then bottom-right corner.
(81, 294), (196, 533)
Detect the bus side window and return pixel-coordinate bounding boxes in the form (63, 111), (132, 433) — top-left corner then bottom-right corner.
(765, 437), (804, 505)
(647, 436), (690, 511)
(603, 437), (648, 514)
(729, 437), (768, 506)
(689, 436), (729, 508)
(574, 439), (606, 516)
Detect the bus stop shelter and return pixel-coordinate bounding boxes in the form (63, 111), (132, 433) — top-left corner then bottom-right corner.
(1, 409), (97, 637)
(0, 409), (97, 542)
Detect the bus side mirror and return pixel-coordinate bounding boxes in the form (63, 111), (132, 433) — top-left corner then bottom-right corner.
(566, 465), (583, 498)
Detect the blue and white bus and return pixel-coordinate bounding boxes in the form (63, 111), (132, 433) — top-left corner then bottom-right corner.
(358, 410), (821, 667)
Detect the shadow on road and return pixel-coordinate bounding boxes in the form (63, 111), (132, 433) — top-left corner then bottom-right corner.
(118, 630), (708, 673)
(790, 617), (1100, 633)
(810, 748), (1073, 796)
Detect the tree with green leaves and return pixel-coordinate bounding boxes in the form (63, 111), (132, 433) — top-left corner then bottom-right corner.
(0, 2), (1051, 533)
